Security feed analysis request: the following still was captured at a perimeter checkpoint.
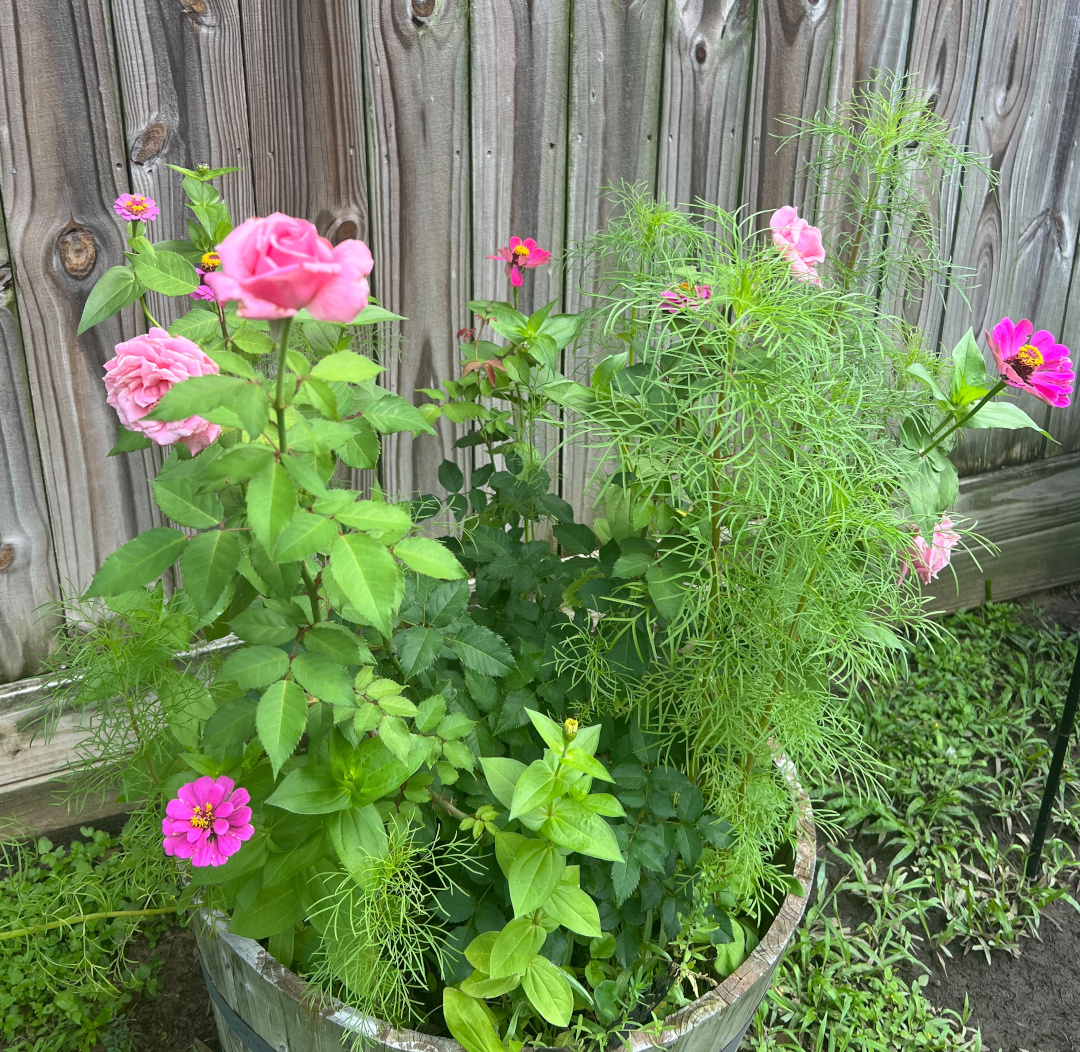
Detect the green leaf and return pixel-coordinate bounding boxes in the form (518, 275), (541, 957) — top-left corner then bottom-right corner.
(522, 956), (573, 1027)
(460, 973), (521, 999)
(304, 623), (372, 665)
(906, 363), (948, 404)
(415, 695), (447, 732)
(508, 839), (565, 917)
(612, 550), (652, 579)
(85, 528), (187, 598)
(525, 708), (565, 753)
(349, 303), (406, 326)
(202, 696), (259, 747)
(562, 747), (613, 781)
(256, 679), (308, 776)
(247, 460), (297, 555)
(378, 713), (412, 763)
(291, 653), (354, 705)
(230, 605), (298, 646)
(143, 375), (248, 423)
(437, 712), (473, 740)
(450, 623), (515, 677)
(480, 757), (526, 811)
(552, 523), (596, 555)
(510, 760), (561, 820)
(152, 477), (223, 528)
(218, 645), (289, 690)
(309, 349), (383, 384)
(276, 512), (338, 563)
(133, 249), (200, 296)
(181, 529), (240, 614)
(229, 882), (305, 939)
(949, 329), (992, 400)
(439, 459), (465, 492)
(397, 626), (443, 679)
(646, 563), (685, 622)
(266, 766), (350, 814)
(394, 537), (467, 580)
(78, 265), (143, 335)
(541, 798), (623, 862)
(465, 931), (500, 972)
(330, 804), (389, 882)
(330, 533), (404, 636)
(363, 392), (436, 435)
(442, 989), (505, 1052)
(488, 917), (546, 980)
(338, 418), (381, 470)
(442, 740), (476, 771)
(200, 443), (275, 485)
(204, 344), (259, 380)
(355, 737), (419, 804)
(107, 426), (154, 456)
(962, 399), (1051, 436)
(542, 881), (602, 937)
(332, 500), (413, 542)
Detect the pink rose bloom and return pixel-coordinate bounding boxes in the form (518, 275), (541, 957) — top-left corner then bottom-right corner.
(114, 193), (159, 222)
(190, 268), (216, 301)
(163, 776), (253, 868)
(205, 213), (374, 322)
(901, 514), (960, 585)
(660, 283), (712, 313)
(487, 236), (552, 288)
(103, 327), (221, 454)
(769, 206), (826, 285)
(986, 316), (1074, 408)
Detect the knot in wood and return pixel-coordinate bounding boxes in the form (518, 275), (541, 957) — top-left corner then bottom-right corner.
(0, 264), (11, 295)
(57, 225), (96, 280)
(333, 221), (358, 244)
(132, 122), (169, 165)
(0, 543), (14, 572)
(694, 41), (707, 64)
(411, 0), (435, 19)
(180, 0), (211, 24)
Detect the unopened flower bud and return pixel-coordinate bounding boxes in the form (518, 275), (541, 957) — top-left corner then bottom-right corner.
(563, 718), (579, 742)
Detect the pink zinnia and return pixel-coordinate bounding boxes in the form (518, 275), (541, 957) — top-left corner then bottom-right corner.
(487, 236), (552, 288)
(114, 193), (160, 223)
(901, 514), (960, 586)
(769, 206), (825, 285)
(660, 283), (712, 313)
(986, 317), (1074, 408)
(163, 776), (253, 868)
(190, 268), (216, 301)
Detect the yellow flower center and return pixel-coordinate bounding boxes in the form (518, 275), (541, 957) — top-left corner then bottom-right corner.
(201, 250), (221, 271)
(563, 718), (579, 741)
(513, 245), (530, 258)
(189, 803), (215, 829)
(1015, 343), (1044, 369)
(130, 197), (149, 213)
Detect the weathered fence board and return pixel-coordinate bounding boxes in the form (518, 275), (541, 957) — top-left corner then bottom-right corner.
(0, 0), (161, 603)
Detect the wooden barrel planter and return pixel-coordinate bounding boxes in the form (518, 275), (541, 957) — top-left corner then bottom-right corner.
(195, 762), (814, 1052)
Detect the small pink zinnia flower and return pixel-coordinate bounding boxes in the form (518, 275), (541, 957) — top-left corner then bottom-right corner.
(163, 776), (253, 868)
(986, 317), (1074, 408)
(660, 283), (712, 313)
(769, 206), (825, 285)
(190, 268), (216, 301)
(901, 514), (960, 586)
(487, 236), (552, 288)
(114, 193), (160, 223)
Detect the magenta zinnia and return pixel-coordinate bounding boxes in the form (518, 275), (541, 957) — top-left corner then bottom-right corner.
(660, 283), (712, 313)
(162, 775), (253, 867)
(901, 514), (960, 586)
(986, 317), (1074, 408)
(487, 236), (552, 287)
(113, 193), (160, 223)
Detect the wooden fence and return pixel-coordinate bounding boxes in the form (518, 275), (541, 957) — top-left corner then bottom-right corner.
(1, 0), (1079, 705)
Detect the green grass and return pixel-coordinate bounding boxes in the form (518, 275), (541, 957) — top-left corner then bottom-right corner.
(746, 602), (1079, 1051)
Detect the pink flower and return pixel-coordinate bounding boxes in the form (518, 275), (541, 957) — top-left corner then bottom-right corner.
(162, 776), (253, 868)
(103, 327), (222, 454)
(660, 283), (712, 313)
(487, 237), (552, 288)
(901, 514), (960, 585)
(204, 213), (374, 322)
(114, 193), (160, 223)
(986, 317), (1074, 408)
(769, 206), (825, 285)
(190, 269), (216, 301)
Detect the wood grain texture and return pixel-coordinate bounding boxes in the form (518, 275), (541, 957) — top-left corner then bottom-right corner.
(940, 0), (1080, 475)
(0, 215), (58, 683)
(1050, 258), (1080, 456)
(111, 0), (256, 325)
(741, 0), (841, 222)
(0, 0), (161, 596)
(362, 0), (471, 499)
(561, 0), (667, 518)
(240, 0), (368, 242)
(656, 0), (755, 219)
(927, 453), (1080, 610)
(891, 0), (988, 337)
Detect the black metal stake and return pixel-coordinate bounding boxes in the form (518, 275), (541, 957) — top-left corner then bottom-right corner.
(1025, 635), (1080, 882)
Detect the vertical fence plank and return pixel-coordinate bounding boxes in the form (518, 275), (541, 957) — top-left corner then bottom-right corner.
(0, 0), (160, 595)
(940, 0), (1080, 475)
(656, 0), (755, 218)
(240, 0), (368, 243)
(362, 0), (471, 499)
(111, 0), (256, 324)
(1048, 239), (1080, 456)
(561, 0), (666, 518)
(741, 0), (841, 222)
(888, 0), (987, 338)
(0, 212), (58, 682)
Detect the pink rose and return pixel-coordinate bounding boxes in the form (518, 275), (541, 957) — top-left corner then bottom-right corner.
(901, 514), (960, 586)
(205, 213), (374, 322)
(103, 327), (221, 454)
(769, 206), (826, 285)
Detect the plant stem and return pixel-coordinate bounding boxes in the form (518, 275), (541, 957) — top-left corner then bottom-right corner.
(0, 906), (178, 941)
(139, 296), (162, 330)
(301, 564), (321, 623)
(919, 379), (1005, 458)
(428, 789), (469, 821)
(271, 316), (295, 451)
